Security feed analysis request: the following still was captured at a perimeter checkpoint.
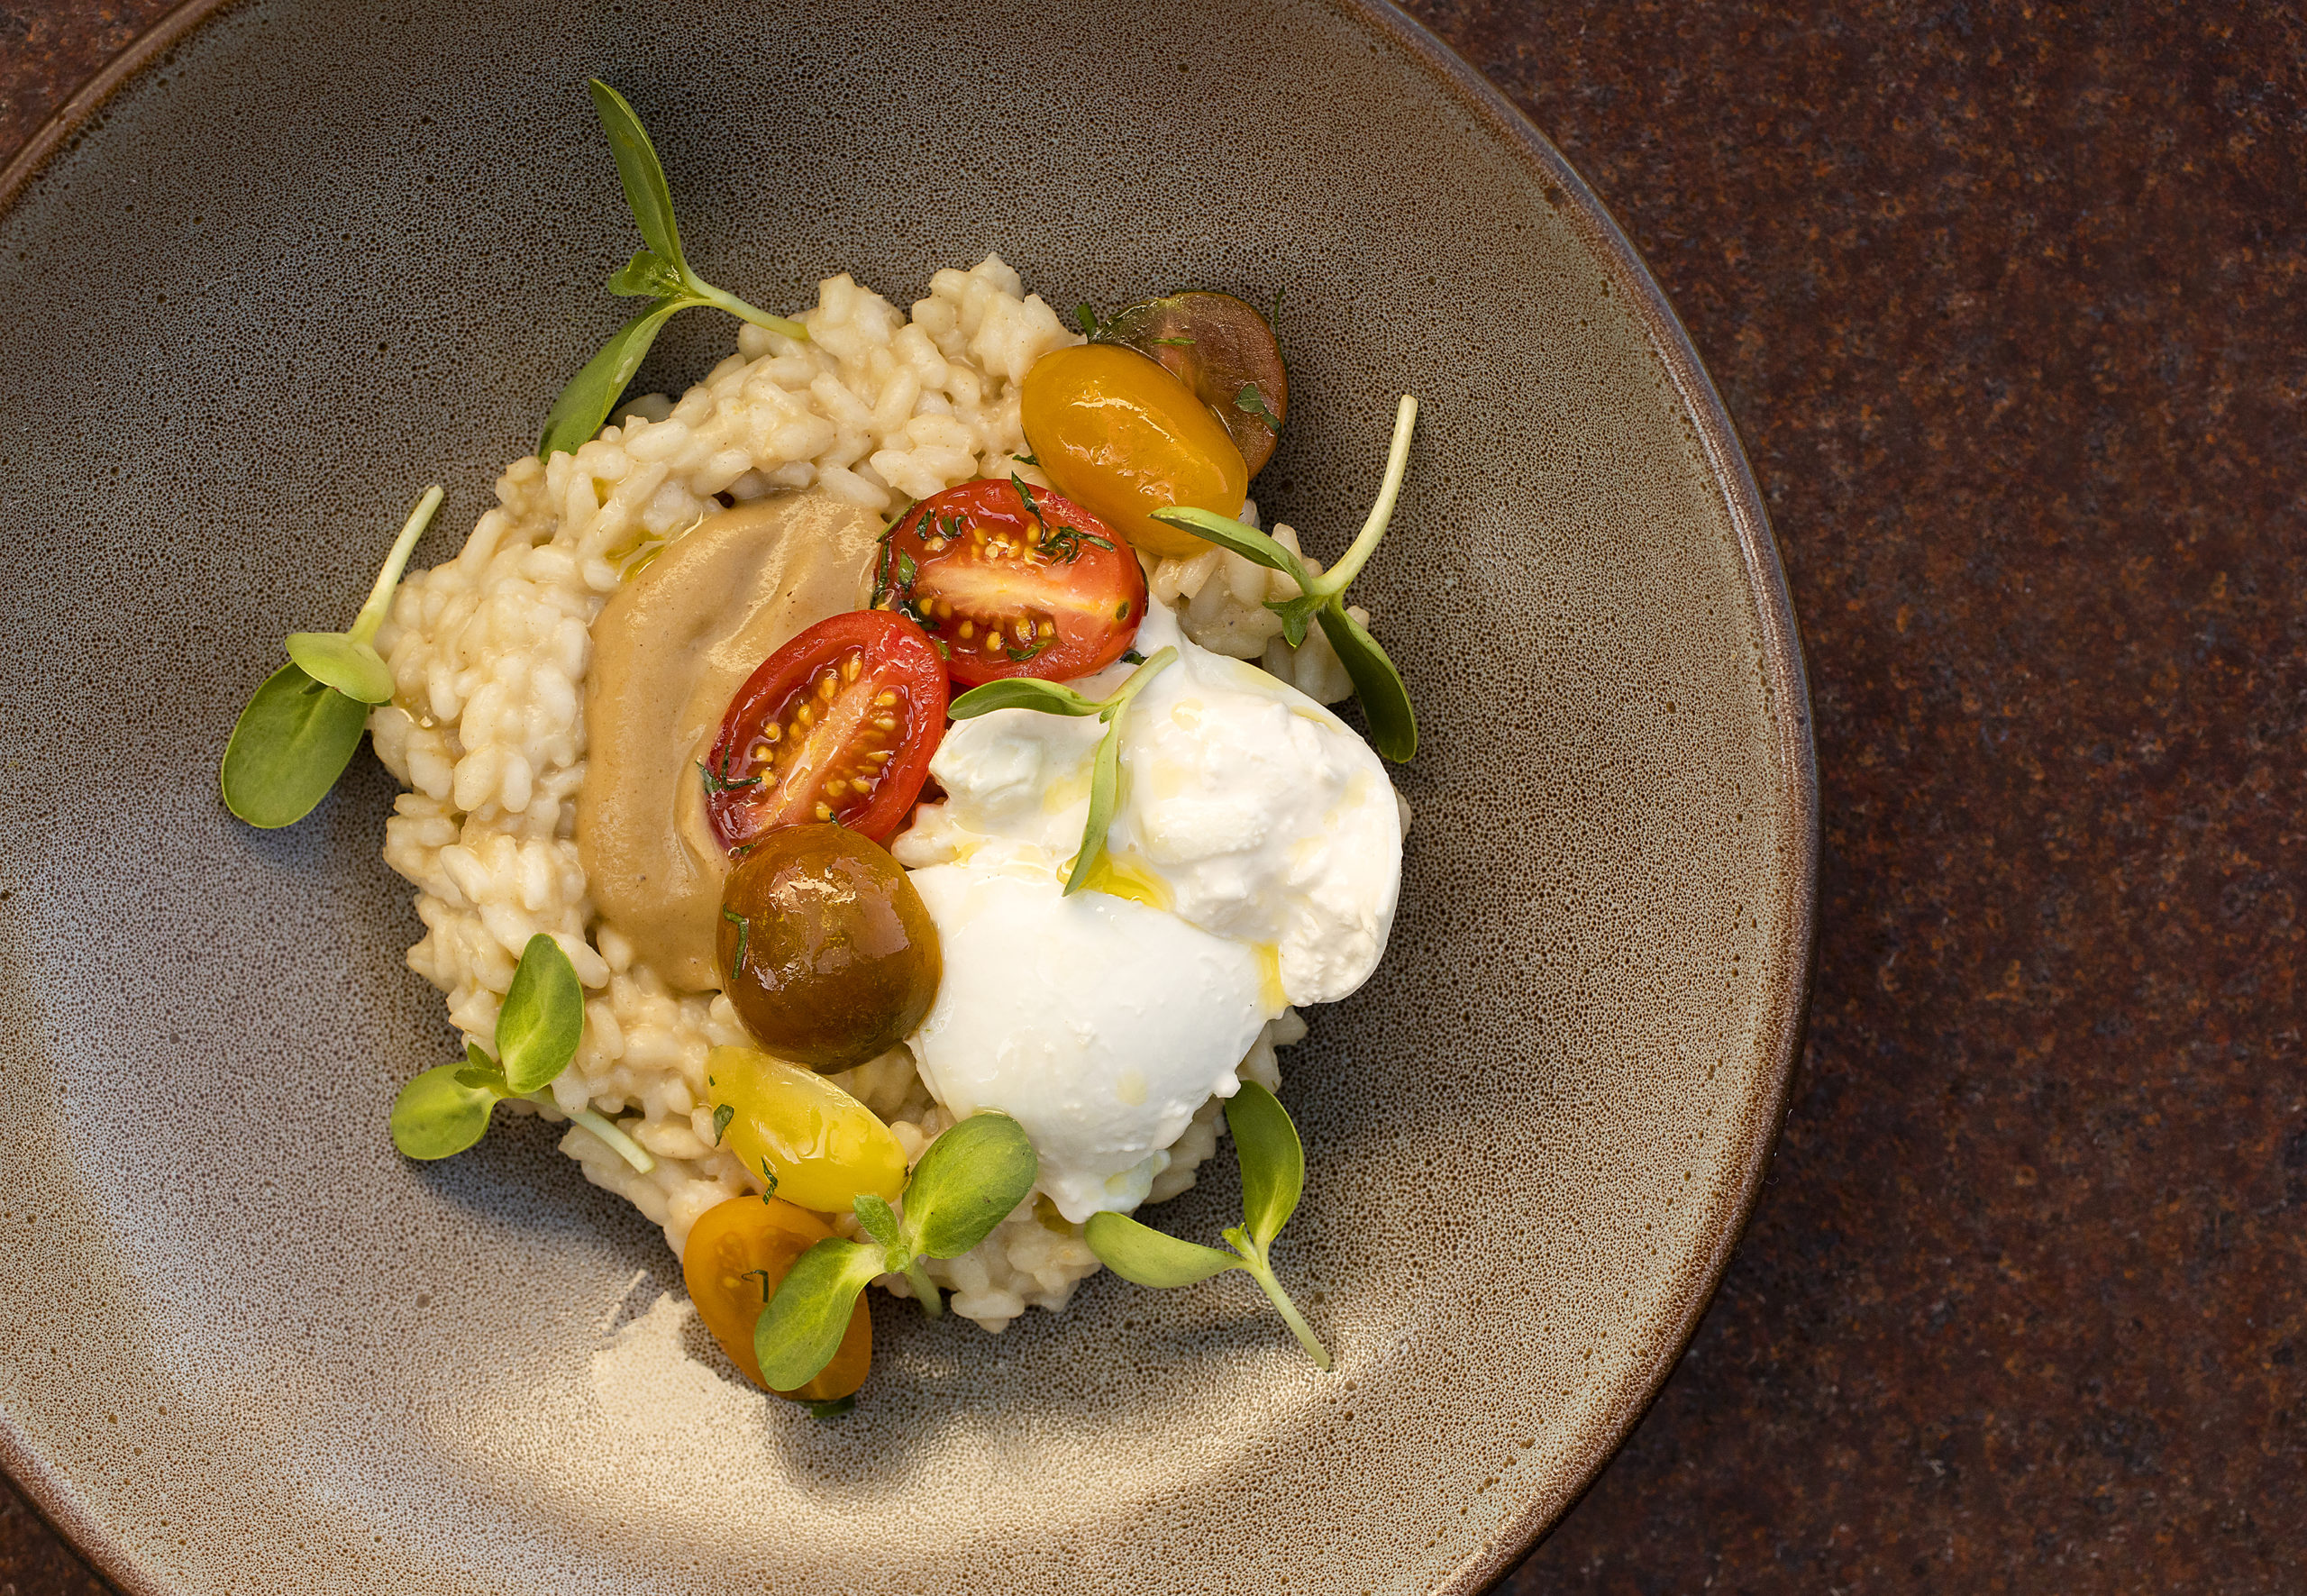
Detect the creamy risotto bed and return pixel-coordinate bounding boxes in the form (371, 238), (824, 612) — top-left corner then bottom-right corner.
(367, 258), (1380, 1333)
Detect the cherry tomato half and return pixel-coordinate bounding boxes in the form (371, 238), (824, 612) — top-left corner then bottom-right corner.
(1020, 342), (1250, 561)
(1100, 291), (1290, 476)
(706, 609), (947, 851)
(871, 479), (1147, 687)
(682, 1195), (871, 1401)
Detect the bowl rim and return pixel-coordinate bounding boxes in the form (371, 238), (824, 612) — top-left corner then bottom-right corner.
(0, 1), (1819, 1590)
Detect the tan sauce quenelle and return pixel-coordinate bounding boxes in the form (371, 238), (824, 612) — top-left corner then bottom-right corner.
(579, 491), (883, 989)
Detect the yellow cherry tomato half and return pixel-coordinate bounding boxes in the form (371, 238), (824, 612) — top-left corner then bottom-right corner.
(1020, 342), (1250, 560)
(681, 1195), (871, 1401)
(707, 1044), (908, 1214)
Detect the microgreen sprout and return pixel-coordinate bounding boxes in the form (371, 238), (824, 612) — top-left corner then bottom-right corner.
(388, 934), (652, 1172)
(1084, 1082), (1330, 1369)
(1010, 474), (1115, 565)
(947, 648), (1179, 894)
(753, 1113), (1038, 1391)
(538, 82), (808, 460)
(220, 486), (444, 829)
(1153, 394), (1421, 762)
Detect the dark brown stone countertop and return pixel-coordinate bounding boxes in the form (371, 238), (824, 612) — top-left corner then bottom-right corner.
(5, 2), (2302, 1591)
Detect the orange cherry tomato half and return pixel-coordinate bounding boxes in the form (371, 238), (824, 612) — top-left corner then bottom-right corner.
(1020, 342), (1250, 561)
(873, 478), (1147, 687)
(706, 609), (947, 851)
(682, 1195), (872, 1402)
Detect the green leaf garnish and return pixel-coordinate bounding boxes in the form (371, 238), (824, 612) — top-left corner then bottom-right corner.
(606, 248), (688, 300)
(278, 483), (443, 705)
(390, 935), (609, 1164)
(388, 1050), (506, 1161)
(1150, 394), (1420, 762)
(496, 934), (584, 1094)
(222, 486), (446, 827)
(1069, 649), (1174, 895)
(948, 677), (1104, 719)
(1235, 381), (1284, 432)
(753, 1237), (887, 1391)
(698, 754), (760, 796)
(899, 1112), (1039, 1260)
(1315, 606), (1417, 763)
(1081, 1215), (1240, 1287)
(1225, 1076), (1305, 1249)
(1011, 472), (1052, 539)
(1082, 1082), (1330, 1369)
(752, 1113), (1040, 1387)
(1070, 695), (1131, 894)
(950, 652), (1176, 896)
(540, 83), (807, 460)
(806, 1395), (857, 1419)
(712, 1102), (734, 1144)
(282, 634), (392, 707)
(589, 80), (683, 263)
(853, 1192), (903, 1251)
(219, 664), (373, 830)
(537, 297), (688, 461)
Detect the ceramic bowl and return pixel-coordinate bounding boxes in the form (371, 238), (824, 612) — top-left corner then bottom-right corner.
(0, 1), (1814, 1590)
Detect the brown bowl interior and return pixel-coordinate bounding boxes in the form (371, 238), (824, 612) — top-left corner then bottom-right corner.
(0, 1), (1814, 1591)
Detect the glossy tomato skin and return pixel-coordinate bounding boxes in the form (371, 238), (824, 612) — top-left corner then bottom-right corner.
(716, 825), (942, 1073)
(1100, 291), (1290, 475)
(1019, 342), (1250, 561)
(873, 479), (1147, 688)
(706, 609), (946, 851)
(681, 1195), (871, 1401)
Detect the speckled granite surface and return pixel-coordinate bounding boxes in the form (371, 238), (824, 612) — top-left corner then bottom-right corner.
(5, 2), (2301, 1591)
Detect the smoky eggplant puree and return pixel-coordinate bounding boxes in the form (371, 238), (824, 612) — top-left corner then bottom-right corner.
(576, 490), (882, 989)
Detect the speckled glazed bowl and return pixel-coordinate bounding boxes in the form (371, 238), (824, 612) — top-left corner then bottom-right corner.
(0, 1), (1814, 1591)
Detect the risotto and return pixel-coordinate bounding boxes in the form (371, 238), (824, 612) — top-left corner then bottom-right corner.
(206, 77), (1429, 1406)
(366, 257), (1362, 1332)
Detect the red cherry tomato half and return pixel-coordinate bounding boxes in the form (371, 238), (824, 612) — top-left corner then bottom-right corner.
(871, 478), (1148, 688)
(706, 610), (948, 851)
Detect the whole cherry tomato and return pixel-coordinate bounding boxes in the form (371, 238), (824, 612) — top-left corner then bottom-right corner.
(1020, 343), (1249, 561)
(716, 825), (942, 1073)
(682, 1196), (871, 1401)
(705, 609), (946, 851)
(873, 478), (1146, 686)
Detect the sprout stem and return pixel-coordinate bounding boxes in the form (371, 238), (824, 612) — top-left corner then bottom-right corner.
(1231, 1232), (1331, 1370)
(532, 1091), (655, 1173)
(901, 1255), (944, 1318)
(1104, 645), (1180, 714)
(685, 277), (808, 342)
(351, 486), (445, 646)
(1313, 395), (1418, 597)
